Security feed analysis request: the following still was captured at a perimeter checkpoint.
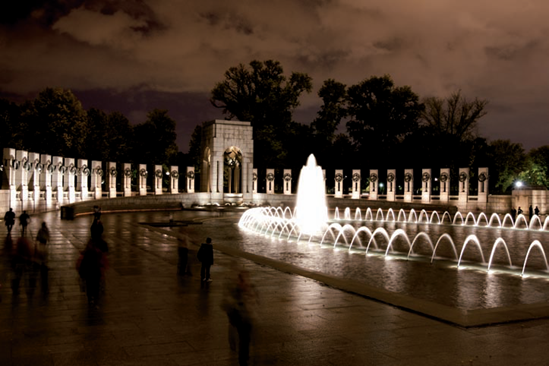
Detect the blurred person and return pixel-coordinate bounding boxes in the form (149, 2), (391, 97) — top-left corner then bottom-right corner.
(177, 235), (192, 276)
(76, 239), (108, 306)
(10, 236), (34, 295)
(4, 208), (15, 233)
(535, 206), (540, 216)
(19, 211), (30, 236)
(197, 237), (214, 282)
(222, 270), (259, 366)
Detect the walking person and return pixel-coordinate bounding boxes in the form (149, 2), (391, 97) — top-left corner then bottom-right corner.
(517, 207), (524, 216)
(222, 270), (259, 366)
(535, 206), (540, 216)
(19, 211), (30, 236)
(35, 222), (50, 264)
(76, 239), (108, 306)
(197, 237), (214, 282)
(177, 235), (192, 276)
(4, 208), (15, 234)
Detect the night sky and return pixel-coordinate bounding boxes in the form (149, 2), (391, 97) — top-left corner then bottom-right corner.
(1, 0), (548, 153)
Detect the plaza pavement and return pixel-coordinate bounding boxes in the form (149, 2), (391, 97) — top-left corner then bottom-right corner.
(1, 208), (549, 366)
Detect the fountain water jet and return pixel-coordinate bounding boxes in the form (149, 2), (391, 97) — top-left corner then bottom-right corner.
(294, 154), (328, 235)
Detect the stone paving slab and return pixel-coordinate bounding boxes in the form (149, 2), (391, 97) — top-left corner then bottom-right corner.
(1, 210), (549, 365)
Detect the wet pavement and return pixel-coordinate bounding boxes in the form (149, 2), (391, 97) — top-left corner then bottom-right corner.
(2, 209), (549, 365)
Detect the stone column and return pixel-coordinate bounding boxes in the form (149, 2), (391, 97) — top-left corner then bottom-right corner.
(252, 169), (258, 194)
(77, 159), (89, 201)
(52, 156), (64, 203)
(154, 165), (163, 195)
(266, 169), (275, 194)
(477, 167), (489, 203)
(15, 150), (29, 209)
(283, 169), (292, 195)
(368, 170), (378, 200)
(29, 152), (41, 209)
(351, 170), (361, 199)
(64, 158), (76, 203)
(170, 166), (179, 194)
(439, 168), (450, 203)
(186, 167), (195, 193)
(458, 168), (470, 204)
(123, 163), (132, 197)
(334, 169), (343, 198)
(387, 169), (396, 201)
(234, 165), (240, 193)
(217, 158), (224, 194)
(138, 164), (148, 196)
(41, 155), (52, 205)
(91, 161), (103, 199)
(421, 169), (432, 203)
(404, 169), (414, 203)
(106, 162), (117, 198)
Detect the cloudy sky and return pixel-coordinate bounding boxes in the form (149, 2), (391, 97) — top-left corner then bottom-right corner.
(1, 0), (548, 153)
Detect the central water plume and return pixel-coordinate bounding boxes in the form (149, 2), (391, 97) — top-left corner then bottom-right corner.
(295, 154), (328, 235)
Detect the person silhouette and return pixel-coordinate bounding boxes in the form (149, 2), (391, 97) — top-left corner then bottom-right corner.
(4, 208), (15, 233)
(19, 211), (30, 236)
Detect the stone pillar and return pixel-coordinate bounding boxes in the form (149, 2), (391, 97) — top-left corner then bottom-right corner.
(15, 150), (29, 209)
(458, 168), (470, 204)
(217, 158), (224, 194)
(387, 169), (396, 201)
(170, 166), (179, 194)
(368, 170), (378, 200)
(283, 169), (292, 195)
(91, 161), (103, 199)
(154, 165), (163, 195)
(477, 167), (489, 203)
(77, 159), (89, 201)
(334, 169), (344, 198)
(421, 169), (431, 203)
(29, 152), (41, 209)
(266, 169), (275, 194)
(138, 164), (148, 196)
(186, 167), (195, 193)
(404, 169), (414, 203)
(52, 156), (64, 203)
(3, 148), (17, 207)
(122, 164), (132, 197)
(106, 162), (117, 198)
(252, 169), (258, 194)
(351, 170), (361, 199)
(41, 155), (52, 204)
(64, 158), (76, 203)
(439, 168), (450, 202)
(234, 165), (240, 193)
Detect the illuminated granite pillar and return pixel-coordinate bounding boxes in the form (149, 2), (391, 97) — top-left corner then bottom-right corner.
(170, 166), (179, 194)
(351, 170), (361, 199)
(64, 158), (76, 203)
(283, 169), (292, 195)
(421, 169), (431, 203)
(138, 164), (147, 196)
(154, 165), (163, 195)
(458, 168), (470, 204)
(439, 168), (450, 203)
(368, 170), (378, 200)
(477, 167), (489, 203)
(106, 162), (117, 198)
(252, 169), (258, 194)
(15, 150), (29, 209)
(403, 169), (413, 203)
(91, 161), (103, 199)
(52, 156), (64, 203)
(386, 169), (396, 201)
(266, 169), (275, 194)
(122, 164), (132, 197)
(77, 159), (89, 201)
(41, 155), (52, 204)
(334, 170), (343, 198)
(3, 148), (17, 204)
(29, 152), (41, 208)
(186, 167), (195, 193)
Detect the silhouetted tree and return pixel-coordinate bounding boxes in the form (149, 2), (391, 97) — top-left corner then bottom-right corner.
(487, 139), (526, 193)
(133, 109), (178, 165)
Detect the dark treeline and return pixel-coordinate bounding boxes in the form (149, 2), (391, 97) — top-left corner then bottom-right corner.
(2, 60), (548, 195)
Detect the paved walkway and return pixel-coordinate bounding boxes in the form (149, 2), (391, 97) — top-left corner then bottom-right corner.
(1, 209), (549, 365)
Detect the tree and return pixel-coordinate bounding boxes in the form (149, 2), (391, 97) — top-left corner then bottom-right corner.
(133, 109), (178, 165)
(487, 140), (526, 193)
(346, 75), (423, 168)
(19, 88), (88, 157)
(519, 146), (549, 189)
(210, 60), (312, 169)
(0, 98), (21, 149)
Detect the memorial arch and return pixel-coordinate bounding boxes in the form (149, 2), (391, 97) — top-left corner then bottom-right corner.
(200, 120), (254, 204)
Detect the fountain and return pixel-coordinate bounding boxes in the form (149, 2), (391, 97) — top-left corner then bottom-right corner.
(238, 154), (549, 311)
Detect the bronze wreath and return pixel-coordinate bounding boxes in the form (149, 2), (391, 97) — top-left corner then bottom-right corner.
(352, 173), (361, 182)
(369, 173), (378, 182)
(284, 173), (292, 181)
(140, 169), (148, 177)
(266, 172), (275, 181)
(335, 173), (343, 182)
(387, 173), (395, 182)
(171, 170), (179, 179)
(422, 172), (430, 182)
(155, 169), (163, 178)
(404, 173), (412, 183)
(459, 172), (468, 182)
(124, 168), (132, 177)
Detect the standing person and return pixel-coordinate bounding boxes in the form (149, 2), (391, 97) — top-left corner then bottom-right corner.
(535, 206), (540, 216)
(35, 222), (50, 263)
(518, 207), (524, 216)
(19, 211), (30, 236)
(4, 208), (15, 234)
(197, 237), (214, 282)
(222, 270), (259, 366)
(511, 207), (517, 221)
(529, 205), (534, 220)
(177, 235), (192, 276)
